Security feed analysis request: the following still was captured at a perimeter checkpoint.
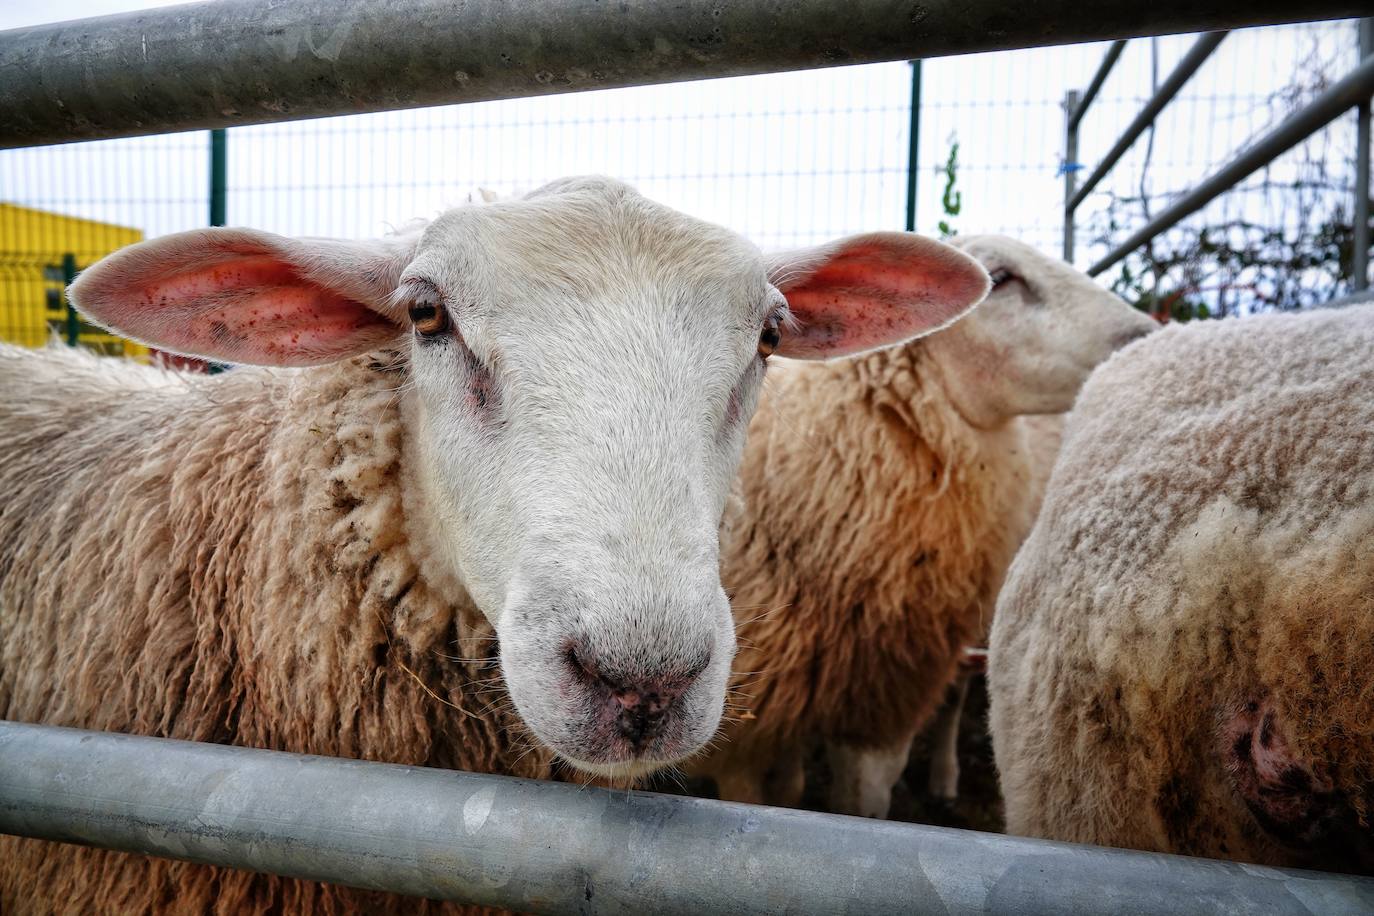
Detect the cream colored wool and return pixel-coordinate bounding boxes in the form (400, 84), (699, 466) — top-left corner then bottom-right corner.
(0, 343), (547, 915)
(692, 236), (1151, 815)
(988, 305), (1374, 873)
(921, 409), (1064, 801)
(698, 341), (1041, 805)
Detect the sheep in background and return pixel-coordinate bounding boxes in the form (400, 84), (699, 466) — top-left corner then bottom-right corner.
(0, 176), (990, 913)
(989, 305), (1374, 874)
(924, 410), (1063, 801)
(696, 235), (1155, 817)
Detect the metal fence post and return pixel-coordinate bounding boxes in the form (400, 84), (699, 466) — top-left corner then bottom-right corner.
(208, 129), (228, 374)
(1063, 89), (1081, 263)
(904, 60), (922, 233)
(1354, 19), (1372, 292)
(60, 252), (78, 346)
(209, 129), (227, 228)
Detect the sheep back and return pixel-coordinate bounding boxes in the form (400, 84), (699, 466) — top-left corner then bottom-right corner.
(988, 306), (1374, 872)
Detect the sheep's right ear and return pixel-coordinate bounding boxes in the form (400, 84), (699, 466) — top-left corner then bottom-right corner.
(766, 232), (989, 360)
(68, 228), (420, 367)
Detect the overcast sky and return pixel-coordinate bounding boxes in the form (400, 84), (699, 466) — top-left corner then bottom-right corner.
(0, 2), (1360, 271)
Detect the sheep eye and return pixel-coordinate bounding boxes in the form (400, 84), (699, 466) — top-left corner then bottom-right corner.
(989, 268), (1015, 288)
(408, 301), (450, 337)
(758, 315), (782, 359)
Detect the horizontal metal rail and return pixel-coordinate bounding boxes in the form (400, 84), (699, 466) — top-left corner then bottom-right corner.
(1068, 31), (1229, 214)
(1068, 39), (1129, 132)
(1088, 52), (1374, 277)
(1324, 288), (1374, 309)
(0, 1), (1369, 149)
(2, 722), (1374, 915)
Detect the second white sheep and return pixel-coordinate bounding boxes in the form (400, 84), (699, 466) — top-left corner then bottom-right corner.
(697, 235), (1156, 817)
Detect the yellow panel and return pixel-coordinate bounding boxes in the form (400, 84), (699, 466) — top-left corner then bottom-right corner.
(0, 202), (149, 362)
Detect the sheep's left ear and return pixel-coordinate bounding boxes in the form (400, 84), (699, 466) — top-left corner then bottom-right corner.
(766, 232), (989, 360)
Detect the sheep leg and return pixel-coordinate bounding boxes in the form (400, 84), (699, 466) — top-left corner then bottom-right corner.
(713, 763), (770, 806)
(762, 750), (806, 809)
(826, 730), (917, 819)
(927, 671), (974, 801)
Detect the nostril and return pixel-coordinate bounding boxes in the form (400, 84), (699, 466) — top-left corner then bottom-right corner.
(565, 640), (602, 686)
(563, 636), (711, 751)
(615, 692), (673, 748)
(611, 687), (671, 715)
(566, 641), (647, 700)
(684, 645), (712, 683)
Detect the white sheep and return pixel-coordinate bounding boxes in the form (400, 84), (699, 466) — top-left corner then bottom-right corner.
(694, 235), (1156, 818)
(0, 176), (990, 912)
(989, 303), (1374, 873)
(925, 410), (1062, 802)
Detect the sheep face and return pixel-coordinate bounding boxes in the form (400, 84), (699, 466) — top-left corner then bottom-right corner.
(68, 176), (989, 775)
(930, 235), (1159, 428)
(401, 178), (772, 774)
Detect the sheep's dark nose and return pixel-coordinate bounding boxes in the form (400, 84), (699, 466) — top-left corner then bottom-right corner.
(566, 642), (705, 751)
(608, 682), (678, 747)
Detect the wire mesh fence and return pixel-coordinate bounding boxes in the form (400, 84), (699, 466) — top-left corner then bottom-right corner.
(1077, 21), (1369, 317)
(0, 17), (1367, 355)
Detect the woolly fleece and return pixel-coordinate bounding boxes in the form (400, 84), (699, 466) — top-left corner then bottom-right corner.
(698, 338), (1044, 793)
(0, 343), (549, 915)
(988, 305), (1374, 872)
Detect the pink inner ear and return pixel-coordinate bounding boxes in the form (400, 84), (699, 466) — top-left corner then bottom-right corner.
(143, 255), (296, 303)
(92, 255), (398, 367)
(776, 239), (987, 360)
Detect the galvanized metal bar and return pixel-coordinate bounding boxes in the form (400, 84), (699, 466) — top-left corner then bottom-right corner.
(1325, 287), (1374, 309)
(1068, 31), (1229, 215)
(1, 1), (1368, 149)
(2, 722), (1373, 915)
(1069, 39), (1129, 132)
(1354, 19), (1372, 292)
(1088, 53), (1374, 278)
(904, 60), (922, 233)
(1063, 90), (1081, 263)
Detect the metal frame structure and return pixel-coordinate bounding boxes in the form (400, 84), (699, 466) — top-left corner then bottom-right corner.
(0, 0), (1367, 148)
(3, 722), (1373, 915)
(1069, 33), (1229, 219)
(1063, 19), (1374, 287)
(1060, 40), (1128, 261)
(2, 2), (1374, 911)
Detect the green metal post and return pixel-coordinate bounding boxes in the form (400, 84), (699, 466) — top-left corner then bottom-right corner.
(61, 252), (78, 346)
(904, 60), (922, 232)
(209, 129), (228, 372)
(209, 129), (227, 227)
